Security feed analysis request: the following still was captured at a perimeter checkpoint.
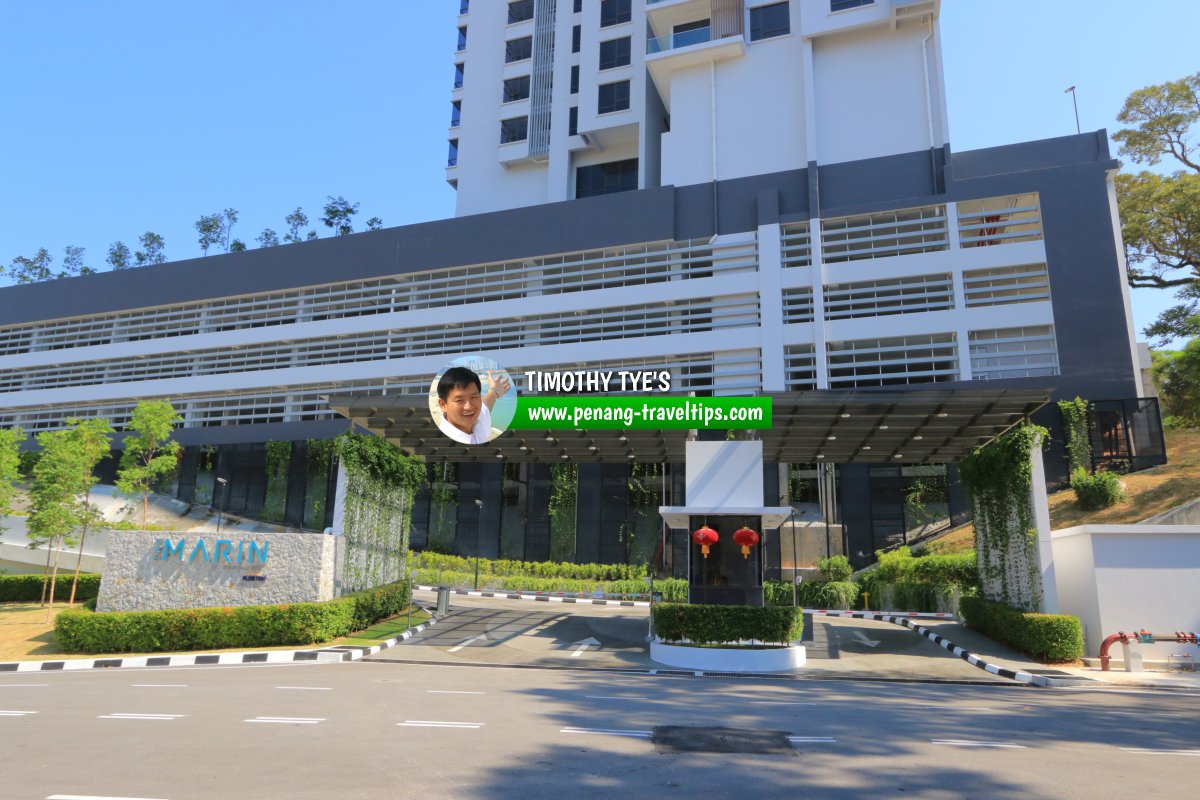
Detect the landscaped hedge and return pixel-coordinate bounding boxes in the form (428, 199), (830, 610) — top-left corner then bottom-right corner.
(959, 596), (1083, 662)
(0, 573), (101, 603)
(653, 603), (805, 645)
(419, 570), (687, 601)
(54, 579), (412, 654)
(408, 551), (648, 582)
(763, 580), (858, 609)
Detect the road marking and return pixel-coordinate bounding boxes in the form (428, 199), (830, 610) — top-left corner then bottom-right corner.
(0, 710), (38, 716)
(750, 701), (815, 706)
(561, 727), (651, 739)
(275, 686), (333, 691)
(98, 713), (185, 721)
(47, 795), (170, 800)
(0, 684), (47, 688)
(1119, 747), (1200, 757)
(131, 684), (188, 688)
(931, 739), (1025, 749)
(448, 633), (487, 653)
(788, 736), (837, 743)
(851, 631), (881, 647)
(427, 690), (485, 695)
(584, 695), (647, 701)
(245, 717), (325, 724)
(571, 637), (601, 657)
(400, 720), (483, 729)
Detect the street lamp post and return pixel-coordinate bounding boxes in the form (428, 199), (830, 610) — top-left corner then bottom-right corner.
(473, 498), (483, 590)
(215, 477), (229, 533)
(1065, 86), (1080, 134)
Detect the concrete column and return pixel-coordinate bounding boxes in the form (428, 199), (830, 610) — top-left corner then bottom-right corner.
(1029, 444), (1058, 613)
(758, 223), (786, 391)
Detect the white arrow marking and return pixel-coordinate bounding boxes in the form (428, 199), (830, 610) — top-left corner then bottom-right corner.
(571, 637), (601, 658)
(851, 631), (881, 647)
(448, 633), (487, 653)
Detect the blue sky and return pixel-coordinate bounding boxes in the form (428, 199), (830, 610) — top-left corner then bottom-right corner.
(1, 1), (1198, 345)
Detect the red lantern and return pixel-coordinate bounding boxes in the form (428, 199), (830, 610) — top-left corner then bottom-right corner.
(692, 526), (718, 558)
(733, 527), (760, 559)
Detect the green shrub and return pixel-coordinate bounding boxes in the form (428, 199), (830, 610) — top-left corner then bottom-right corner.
(408, 552), (647, 582)
(1070, 468), (1127, 510)
(816, 555), (853, 582)
(959, 596), (1083, 662)
(0, 573), (102, 603)
(411, 567), (686, 600)
(874, 547), (916, 582)
(53, 579), (412, 654)
(652, 603), (804, 645)
(763, 580), (858, 609)
(910, 552), (978, 587)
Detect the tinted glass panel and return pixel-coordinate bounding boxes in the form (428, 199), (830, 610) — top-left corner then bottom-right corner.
(571, 24), (581, 53)
(600, 0), (632, 27)
(750, 2), (790, 40)
(576, 159), (639, 198)
(448, 139), (459, 167)
(453, 62), (465, 88)
(503, 75), (531, 102)
(500, 116), (529, 143)
(568, 106), (578, 136)
(599, 37), (631, 70)
(508, 0), (534, 24)
(570, 65), (579, 94)
(831, 0), (873, 10)
(597, 80), (630, 114)
(505, 36), (533, 62)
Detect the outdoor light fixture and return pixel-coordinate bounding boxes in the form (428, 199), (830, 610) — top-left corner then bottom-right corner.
(840, 413), (851, 418)
(827, 435), (837, 440)
(215, 477), (229, 534)
(914, 435), (924, 440)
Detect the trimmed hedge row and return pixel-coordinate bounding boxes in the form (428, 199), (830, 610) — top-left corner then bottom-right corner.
(959, 596), (1083, 662)
(408, 552), (648, 582)
(653, 603), (805, 645)
(418, 570), (688, 601)
(0, 573), (102, 603)
(54, 580), (412, 654)
(763, 580), (858, 609)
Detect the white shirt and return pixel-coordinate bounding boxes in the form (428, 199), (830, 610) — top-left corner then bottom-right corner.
(436, 402), (493, 444)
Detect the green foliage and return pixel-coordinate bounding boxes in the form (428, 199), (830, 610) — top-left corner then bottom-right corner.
(410, 551), (649, 581)
(283, 207), (316, 244)
(116, 400), (182, 528)
(7, 247), (55, 283)
(548, 462), (577, 562)
(1152, 338), (1200, 425)
(18, 450), (41, 478)
(959, 596), (1083, 662)
(816, 554), (853, 582)
(1163, 414), (1199, 429)
(261, 441), (292, 522)
(0, 572), (101, 602)
(652, 604), (805, 646)
(29, 418), (114, 551)
(106, 241), (131, 270)
(134, 231), (166, 267)
(762, 580), (857, 609)
(53, 580), (412, 654)
(910, 552), (979, 586)
(0, 427), (25, 527)
(957, 425), (1048, 609)
(1070, 468), (1127, 510)
(1057, 397), (1093, 474)
(322, 195), (360, 236)
(873, 546), (915, 582)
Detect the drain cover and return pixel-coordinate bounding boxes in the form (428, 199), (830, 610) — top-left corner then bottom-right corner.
(653, 726), (798, 756)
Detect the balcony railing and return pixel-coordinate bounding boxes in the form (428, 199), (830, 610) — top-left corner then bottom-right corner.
(647, 26), (715, 54)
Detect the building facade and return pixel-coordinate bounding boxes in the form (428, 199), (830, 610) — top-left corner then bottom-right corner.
(0, 0), (1162, 568)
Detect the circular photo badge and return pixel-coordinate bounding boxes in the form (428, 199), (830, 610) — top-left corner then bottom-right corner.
(429, 355), (517, 445)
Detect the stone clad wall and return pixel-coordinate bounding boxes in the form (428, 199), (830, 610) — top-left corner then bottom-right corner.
(97, 530), (341, 612)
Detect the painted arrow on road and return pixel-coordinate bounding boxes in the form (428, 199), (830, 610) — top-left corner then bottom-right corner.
(570, 637), (601, 658)
(851, 631), (881, 647)
(448, 633), (488, 653)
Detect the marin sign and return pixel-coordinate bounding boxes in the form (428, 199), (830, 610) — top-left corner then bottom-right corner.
(154, 537), (269, 565)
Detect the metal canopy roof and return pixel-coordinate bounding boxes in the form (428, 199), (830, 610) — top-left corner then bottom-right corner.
(324, 388), (1048, 465)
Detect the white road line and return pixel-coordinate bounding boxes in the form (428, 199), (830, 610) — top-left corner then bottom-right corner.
(47, 795), (170, 800)
(0, 683), (47, 688)
(448, 633), (487, 653)
(131, 684), (188, 688)
(245, 717), (325, 724)
(98, 713), (185, 721)
(561, 727), (652, 739)
(275, 686), (333, 691)
(0, 710), (38, 716)
(399, 720), (483, 729)
(931, 739), (1026, 749)
(584, 695), (647, 701)
(750, 701), (816, 706)
(427, 690), (485, 695)
(788, 736), (837, 743)
(1119, 747), (1200, 757)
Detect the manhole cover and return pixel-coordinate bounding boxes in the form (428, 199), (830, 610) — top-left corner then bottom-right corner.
(653, 726), (798, 756)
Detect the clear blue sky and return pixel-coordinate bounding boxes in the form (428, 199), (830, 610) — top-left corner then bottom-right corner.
(2, 1), (1197, 345)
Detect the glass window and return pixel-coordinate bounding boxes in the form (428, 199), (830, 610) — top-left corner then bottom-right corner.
(448, 139), (459, 167)
(600, 0), (632, 27)
(500, 116), (529, 144)
(576, 158), (639, 198)
(450, 100), (461, 127)
(503, 75), (531, 103)
(572, 24), (581, 53)
(459, 0), (469, 14)
(570, 65), (579, 94)
(453, 62), (465, 89)
(597, 80), (630, 114)
(573, 0), (582, 12)
(457, 26), (467, 51)
(569, 106), (578, 136)
(508, 0), (534, 24)
(831, 0), (873, 11)
(599, 37), (631, 70)
(505, 36), (533, 62)
(750, 2), (791, 40)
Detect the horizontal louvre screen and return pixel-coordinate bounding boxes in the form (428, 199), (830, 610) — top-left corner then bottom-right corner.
(782, 287), (815, 323)
(820, 205), (949, 263)
(827, 334), (958, 388)
(823, 273), (953, 320)
(780, 222), (812, 268)
(784, 345), (817, 390)
(962, 263), (1051, 307)
(969, 325), (1059, 380)
(957, 193), (1042, 248)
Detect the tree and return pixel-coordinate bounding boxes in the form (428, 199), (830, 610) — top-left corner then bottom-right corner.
(366, 216), (383, 231)
(116, 400), (182, 529)
(28, 417), (113, 611)
(230, 239), (247, 252)
(195, 213), (223, 256)
(134, 232), (166, 266)
(283, 207), (316, 244)
(1114, 71), (1200, 343)
(0, 427), (25, 533)
(62, 245), (95, 278)
(256, 228), (281, 248)
(106, 241), (132, 270)
(321, 195), (360, 236)
(1152, 336), (1200, 425)
(219, 208), (239, 252)
(8, 248), (54, 283)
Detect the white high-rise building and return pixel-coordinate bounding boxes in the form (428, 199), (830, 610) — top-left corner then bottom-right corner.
(449, 0), (945, 216)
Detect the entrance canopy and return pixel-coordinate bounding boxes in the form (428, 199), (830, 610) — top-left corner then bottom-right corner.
(325, 388), (1047, 464)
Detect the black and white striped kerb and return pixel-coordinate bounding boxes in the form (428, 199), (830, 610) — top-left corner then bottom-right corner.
(820, 612), (1051, 687)
(0, 612), (440, 674)
(415, 585), (648, 607)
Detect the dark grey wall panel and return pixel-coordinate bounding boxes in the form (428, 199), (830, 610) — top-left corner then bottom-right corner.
(951, 130), (1114, 180)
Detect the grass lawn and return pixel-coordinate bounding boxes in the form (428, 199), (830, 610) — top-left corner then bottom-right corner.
(926, 428), (1200, 555)
(0, 602), (431, 661)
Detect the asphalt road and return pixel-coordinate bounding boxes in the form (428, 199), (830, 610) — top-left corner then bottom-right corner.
(2, 637), (1198, 798)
